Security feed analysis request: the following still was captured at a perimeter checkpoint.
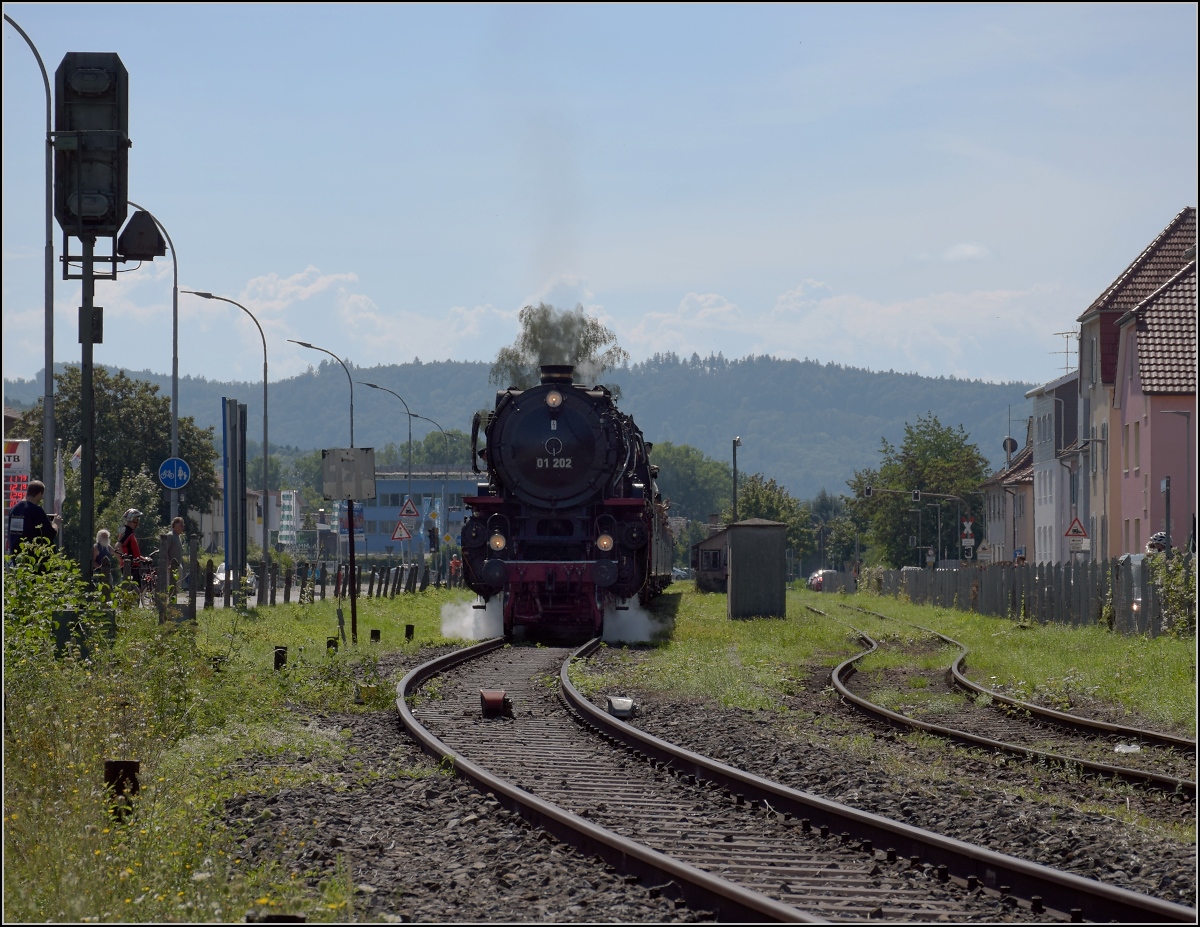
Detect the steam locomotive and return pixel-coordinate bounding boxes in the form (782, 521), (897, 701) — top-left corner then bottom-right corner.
(461, 364), (673, 638)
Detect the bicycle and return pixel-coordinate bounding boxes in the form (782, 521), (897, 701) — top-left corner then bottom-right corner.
(121, 554), (157, 607)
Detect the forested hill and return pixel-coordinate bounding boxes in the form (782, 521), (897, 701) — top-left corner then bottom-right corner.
(5, 355), (1033, 500)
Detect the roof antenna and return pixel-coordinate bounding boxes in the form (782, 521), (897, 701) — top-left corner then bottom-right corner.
(1052, 331), (1076, 376)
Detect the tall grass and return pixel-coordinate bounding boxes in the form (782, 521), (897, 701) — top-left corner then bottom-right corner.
(3, 548), (474, 922)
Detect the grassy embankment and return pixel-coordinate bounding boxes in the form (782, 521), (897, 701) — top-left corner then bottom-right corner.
(575, 582), (1196, 736)
(4, 553), (475, 924)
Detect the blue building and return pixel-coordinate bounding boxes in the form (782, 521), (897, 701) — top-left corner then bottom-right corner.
(351, 470), (479, 560)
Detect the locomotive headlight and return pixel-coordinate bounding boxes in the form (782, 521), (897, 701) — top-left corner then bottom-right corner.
(545, 390), (563, 409)
(488, 532), (507, 552)
(596, 533), (614, 552)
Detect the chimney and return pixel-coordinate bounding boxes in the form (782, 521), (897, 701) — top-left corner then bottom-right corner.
(540, 364), (575, 385)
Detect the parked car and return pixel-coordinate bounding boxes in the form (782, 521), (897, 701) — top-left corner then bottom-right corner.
(672, 566), (691, 580)
(808, 569), (838, 591)
(214, 562), (258, 597)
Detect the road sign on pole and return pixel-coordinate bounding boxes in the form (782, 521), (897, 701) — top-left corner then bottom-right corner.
(1064, 517), (1088, 538)
(159, 457), (191, 490)
(391, 519), (412, 541)
(399, 498), (419, 518)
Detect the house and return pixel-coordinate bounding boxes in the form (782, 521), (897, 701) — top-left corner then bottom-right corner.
(1076, 207), (1195, 559)
(1113, 260), (1197, 554)
(979, 419), (1034, 564)
(1024, 371), (1079, 564)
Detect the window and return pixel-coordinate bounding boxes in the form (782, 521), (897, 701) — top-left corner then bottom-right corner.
(1090, 337), (1098, 385)
(1123, 424), (1129, 471)
(1133, 421), (1140, 470)
(1134, 518), (1141, 552)
(1124, 519), (1130, 554)
(1090, 426), (1097, 474)
(1101, 424), (1108, 472)
(367, 521), (377, 534)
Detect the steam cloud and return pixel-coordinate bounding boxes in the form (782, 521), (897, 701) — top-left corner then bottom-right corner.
(440, 597), (503, 640)
(602, 599), (669, 644)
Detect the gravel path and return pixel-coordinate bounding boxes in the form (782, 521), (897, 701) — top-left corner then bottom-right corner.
(223, 647), (707, 923)
(579, 646), (1197, 910)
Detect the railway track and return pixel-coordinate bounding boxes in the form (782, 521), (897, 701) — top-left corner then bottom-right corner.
(823, 604), (1196, 797)
(397, 639), (1195, 923)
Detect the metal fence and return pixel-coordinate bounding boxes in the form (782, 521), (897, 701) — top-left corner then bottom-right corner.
(817, 556), (1194, 637)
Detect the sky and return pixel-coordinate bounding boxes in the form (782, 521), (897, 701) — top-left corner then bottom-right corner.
(3, 4), (1197, 390)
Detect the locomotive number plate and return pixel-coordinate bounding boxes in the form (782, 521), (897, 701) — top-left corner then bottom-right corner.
(536, 457), (573, 469)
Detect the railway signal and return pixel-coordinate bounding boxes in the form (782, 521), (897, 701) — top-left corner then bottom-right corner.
(911, 490), (921, 502)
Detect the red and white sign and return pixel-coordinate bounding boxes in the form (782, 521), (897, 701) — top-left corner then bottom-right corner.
(391, 519), (412, 541)
(1064, 517), (1088, 538)
(4, 439), (31, 510)
(961, 517), (975, 547)
(399, 498), (420, 518)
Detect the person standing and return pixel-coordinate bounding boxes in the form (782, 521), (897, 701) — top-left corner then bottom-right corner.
(92, 528), (115, 589)
(7, 480), (62, 559)
(164, 516), (186, 597)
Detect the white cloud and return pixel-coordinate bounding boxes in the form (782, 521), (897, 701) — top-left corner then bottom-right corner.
(617, 281), (1061, 381)
(242, 266), (358, 314)
(941, 242), (990, 262)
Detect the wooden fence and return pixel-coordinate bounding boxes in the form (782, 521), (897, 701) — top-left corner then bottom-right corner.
(817, 556), (1194, 637)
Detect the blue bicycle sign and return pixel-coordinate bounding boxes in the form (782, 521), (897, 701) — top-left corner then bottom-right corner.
(159, 457), (191, 490)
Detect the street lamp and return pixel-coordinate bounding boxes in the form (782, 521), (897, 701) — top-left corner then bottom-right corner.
(732, 436), (743, 523)
(291, 341), (354, 447)
(4, 14), (56, 521)
(291, 339), (357, 640)
(414, 413), (450, 574)
(186, 292), (268, 598)
(359, 381), (413, 558)
(130, 201), (179, 517)
(926, 501), (942, 565)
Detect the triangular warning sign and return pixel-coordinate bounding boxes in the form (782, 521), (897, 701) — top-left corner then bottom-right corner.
(1064, 517), (1088, 538)
(391, 519), (412, 541)
(399, 499), (420, 517)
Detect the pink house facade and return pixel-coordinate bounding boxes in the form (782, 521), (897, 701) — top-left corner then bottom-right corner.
(1113, 260), (1197, 554)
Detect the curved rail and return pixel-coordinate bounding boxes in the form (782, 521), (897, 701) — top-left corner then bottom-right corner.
(835, 604), (1196, 795)
(396, 639), (821, 923)
(560, 637), (1196, 924)
(845, 603), (1196, 752)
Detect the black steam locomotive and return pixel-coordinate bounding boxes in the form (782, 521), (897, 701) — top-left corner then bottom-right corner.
(461, 364), (673, 638)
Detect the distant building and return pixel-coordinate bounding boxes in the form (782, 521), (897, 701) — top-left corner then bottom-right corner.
(980, 418), (1034, 564)
(1025, 371), (1079, 564)
(1076, 207), (1195, 559)
(1113, 260), (1197, 554)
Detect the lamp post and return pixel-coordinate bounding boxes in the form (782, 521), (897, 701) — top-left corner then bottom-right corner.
(186, 292), (268, 598)
(1160, 410), (1193, 553)
(909, 508), (922, 567)
(291, 340), (358, 641)
(415, 413), (449, 576)
(810, 514), (825, 571)
(359, 382), (413, 559)
(926, 501), (942, 566)
(4, 14), (56, 521)
(131, 202), (179, 518)
(732, 436), (743, 523)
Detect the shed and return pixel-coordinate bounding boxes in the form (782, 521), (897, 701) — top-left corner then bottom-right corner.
(691, 522), (729, 593)
(727, 519), (787, 618)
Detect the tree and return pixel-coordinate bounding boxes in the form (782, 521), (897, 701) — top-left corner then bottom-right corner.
(650, 442), (731, 522)
(16, 367), (219, 559)
(725, 473), (815, 559)
(849, 413), (989, 567)
(490, 303), (629, 395)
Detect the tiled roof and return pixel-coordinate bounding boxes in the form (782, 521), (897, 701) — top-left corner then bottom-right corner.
(1078, 207), (1196, 322)
(981, 443), (1033, 488)
(1122, 261), (1197, 394)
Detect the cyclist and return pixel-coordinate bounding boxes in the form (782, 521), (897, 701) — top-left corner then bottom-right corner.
(1146, 531), (1168, 554)
(118, 509), (145, 585)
